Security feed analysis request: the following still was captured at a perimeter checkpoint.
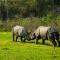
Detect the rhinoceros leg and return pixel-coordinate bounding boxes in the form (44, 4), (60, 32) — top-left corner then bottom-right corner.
(55, 34), (60, 46)
(13, 33), (14, 41)
(35, 35), (41, 44)
(58, 41), (60, 47)
(24, 36), (26, 42)
(35, 39), (37, 44)
(57, 40), (60, 47)
(52, 40), (57, 47)
(35, 37), (39, 44)
(20, 36), (23, 42)
(51, 36), (57, 46)
(42, 39), (45, 44)
(16, 36), (18, 42)
(23, 38), (26, 42)
(49, 33), (57, 46)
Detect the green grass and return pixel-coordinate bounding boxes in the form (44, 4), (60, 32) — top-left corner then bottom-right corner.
(0, 32), (60, 60)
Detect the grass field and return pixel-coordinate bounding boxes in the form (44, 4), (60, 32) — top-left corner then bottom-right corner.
(0, 32), (60, 60)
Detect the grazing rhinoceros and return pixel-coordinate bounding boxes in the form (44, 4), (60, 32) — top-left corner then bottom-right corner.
(12, 25), (30, 42)
(30, 26), (60, 46)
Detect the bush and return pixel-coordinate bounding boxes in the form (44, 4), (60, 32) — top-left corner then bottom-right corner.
(0, 16), (60, 32)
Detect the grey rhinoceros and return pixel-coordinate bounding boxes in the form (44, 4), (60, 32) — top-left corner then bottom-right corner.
(12, 25), (30, 42)
(30, 26), (60, 46)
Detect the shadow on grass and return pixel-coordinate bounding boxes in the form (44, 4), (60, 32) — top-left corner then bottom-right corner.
(2, 47), (9, 50)
(12, 40), (53, 46)
(25, 41), (52, 47)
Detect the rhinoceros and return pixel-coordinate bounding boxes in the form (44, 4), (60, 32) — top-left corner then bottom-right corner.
(12, 25), (30, 42)
(30, 26), (60, 46)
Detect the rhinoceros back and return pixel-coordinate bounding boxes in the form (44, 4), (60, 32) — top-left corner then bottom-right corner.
(13, 25), (27, 37)
(34, 26), (50, 39)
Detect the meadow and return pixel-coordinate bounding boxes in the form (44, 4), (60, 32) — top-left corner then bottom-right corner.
(0, 0), (60, 60)
(0, 32), (60, 60)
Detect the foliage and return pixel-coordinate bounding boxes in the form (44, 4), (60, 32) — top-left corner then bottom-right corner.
(0, 0), (60, 20)
(0, 16), (60, 32)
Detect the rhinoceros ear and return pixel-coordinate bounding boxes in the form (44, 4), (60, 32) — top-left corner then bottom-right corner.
(33, 33), (35, 36)
(28, 30), (32, 34)
(33, 33), (36, 38)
